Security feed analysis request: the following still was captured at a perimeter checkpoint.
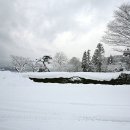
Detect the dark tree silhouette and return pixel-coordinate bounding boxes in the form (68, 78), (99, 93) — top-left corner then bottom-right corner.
(36, 56), (52, 72)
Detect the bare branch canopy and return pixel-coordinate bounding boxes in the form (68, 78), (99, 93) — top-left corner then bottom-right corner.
(102, 3), (130, 47)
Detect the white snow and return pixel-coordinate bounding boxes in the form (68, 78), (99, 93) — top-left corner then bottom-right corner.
(23, 71), (124, 81)
(0, 71), (130, 130)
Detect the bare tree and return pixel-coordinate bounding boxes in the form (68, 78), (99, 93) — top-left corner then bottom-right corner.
(11, 55), (29, 72)
(102, 3), (130, 47)
(53, 52), (68, 71)
(27, 60), (39, 72)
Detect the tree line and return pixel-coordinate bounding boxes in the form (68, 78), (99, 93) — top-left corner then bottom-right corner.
(10, 43), (108, 72)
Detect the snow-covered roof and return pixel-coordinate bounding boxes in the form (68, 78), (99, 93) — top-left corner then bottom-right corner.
(123, 49), (130, 56)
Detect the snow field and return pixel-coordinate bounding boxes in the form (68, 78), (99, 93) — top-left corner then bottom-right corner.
(0, 71), (130, 130)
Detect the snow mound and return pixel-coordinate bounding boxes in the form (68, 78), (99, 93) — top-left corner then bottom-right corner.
(22, 72), (126, 81)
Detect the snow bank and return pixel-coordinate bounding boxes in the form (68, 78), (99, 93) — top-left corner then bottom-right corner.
(22, 71), (125, 81)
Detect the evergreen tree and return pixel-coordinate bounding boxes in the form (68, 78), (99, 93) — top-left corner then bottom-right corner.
(82, 50), (92, 72)
(82, 51), (87, 72)
(86, 50), (92, 72)
(92, 43), (105, 72)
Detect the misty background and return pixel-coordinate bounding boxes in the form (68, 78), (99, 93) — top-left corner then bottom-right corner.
(0, 0), (129, 66)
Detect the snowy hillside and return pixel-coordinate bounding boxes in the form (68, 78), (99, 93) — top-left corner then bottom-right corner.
(0, 71), (130, 130)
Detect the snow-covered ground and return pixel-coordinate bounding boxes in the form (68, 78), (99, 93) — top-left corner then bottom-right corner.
(0, 71), (130, 130)
(23, 71), (125, 81)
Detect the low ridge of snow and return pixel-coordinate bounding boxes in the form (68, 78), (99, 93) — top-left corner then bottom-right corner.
(0, 71), (130, 130)
(22, 71), (127, 81)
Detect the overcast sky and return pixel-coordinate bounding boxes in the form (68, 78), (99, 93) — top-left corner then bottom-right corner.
(0, 0), (130, 65)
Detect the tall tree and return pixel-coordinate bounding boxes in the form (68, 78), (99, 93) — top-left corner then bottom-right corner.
(92, 43), (105, 72)
(102, 3), (130, 47)
(82, 51), (87, 72)
(82, 50), (92, 72)
(86, 50), (92, 72)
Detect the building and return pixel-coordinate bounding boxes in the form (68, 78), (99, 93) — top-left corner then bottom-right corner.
(123, 48), (130, 57)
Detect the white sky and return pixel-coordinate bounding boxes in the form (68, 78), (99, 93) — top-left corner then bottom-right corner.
(0, 0), (130, 65)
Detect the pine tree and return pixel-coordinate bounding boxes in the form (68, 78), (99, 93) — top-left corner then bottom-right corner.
(86, 50), (92, 72)
(82, 50), (92, 72)
(92, 49), (99, 72)
(92, 43), (105, 72)
(82, 51), (87, 72)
